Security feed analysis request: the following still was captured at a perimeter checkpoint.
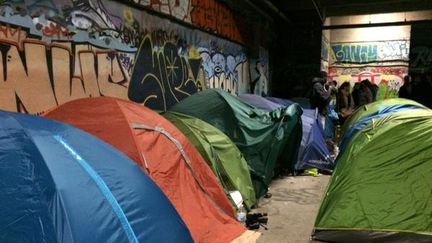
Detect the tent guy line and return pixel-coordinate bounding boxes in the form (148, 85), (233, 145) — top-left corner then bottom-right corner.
(131, 122), (234, 217)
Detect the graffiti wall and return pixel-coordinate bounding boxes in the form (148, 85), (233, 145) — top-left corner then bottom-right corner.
(250, 47), (269, 96)
(126, 0), (245, 43)
(0, 0), (258, 113)
(328, 66), (408, 99)
(328, 40), (410, 97)
(410, 46), (432, 73)
(331, 40), (409, 63)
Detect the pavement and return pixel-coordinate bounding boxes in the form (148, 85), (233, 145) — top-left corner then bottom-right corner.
(254, 175), (330, 243)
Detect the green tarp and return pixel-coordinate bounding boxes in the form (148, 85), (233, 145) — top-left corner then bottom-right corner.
(314, 99), (432, 242)
(170, 89), (302, 198)
(163, 111), (256, 209)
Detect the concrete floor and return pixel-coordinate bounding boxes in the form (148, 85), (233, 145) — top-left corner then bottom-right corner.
(254, 175), (330, 243)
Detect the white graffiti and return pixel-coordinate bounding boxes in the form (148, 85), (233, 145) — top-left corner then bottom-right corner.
(199, 47), (248, 94)
(252, 61), (268, 96)
(138, 0), (191, 22)
(377, 40), (410, 61)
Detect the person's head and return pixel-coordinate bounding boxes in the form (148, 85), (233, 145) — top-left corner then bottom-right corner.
(403, 75), (412, 84)
(312, 77), (325, 84)
(319, 71), (328, 80)
(361, 79), (371, 85)
(331, 80), (337, 87)
(339, 82), (350, 93)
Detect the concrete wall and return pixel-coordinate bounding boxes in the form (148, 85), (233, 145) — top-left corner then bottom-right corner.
(327, 10), (432, 26)
(271, 11), (323, 99)
(0, 0), (268, 114)
(410, 22), (432, 74)
(323, 18), (411, 98)
(329, 25), (410, 42)
(321, 18), (331, 72)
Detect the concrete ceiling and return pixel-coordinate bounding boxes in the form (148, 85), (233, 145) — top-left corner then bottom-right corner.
(269, 0), (432, 20)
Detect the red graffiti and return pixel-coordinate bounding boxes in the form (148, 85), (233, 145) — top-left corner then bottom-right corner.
(352, 72), (381, 84)
(41, 22), (71, 39)
(191, 0), (244, 43)
(370, 67), (405, 76)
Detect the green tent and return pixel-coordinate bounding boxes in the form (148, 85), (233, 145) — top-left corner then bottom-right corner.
(163, 111), (256, 209)
(170, 89), (302, 198)
(341, 98), (426, 135)
(313, 99), (432, 242)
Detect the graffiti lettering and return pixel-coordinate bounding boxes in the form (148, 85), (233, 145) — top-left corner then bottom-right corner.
(0, 24), (26, 44)
(328, 66), (407, 99)
(39, 21), (72, 39)
(0, 0), (259, 114)
(144, 0), (191, 21)
(119, 21), (145, 47)
(377, 40), (409, 61)
(410, 46), (432, 70)
(0, 27), (128, 114)
(199, 48), (249, 95)
(332, 44), (378, 63)
(331, 41), (409, 64)
(127, 0), (243, 43)
(128, 35), (202, 111)
(190, 0), (243, 43)
(351, 71), (381, 83)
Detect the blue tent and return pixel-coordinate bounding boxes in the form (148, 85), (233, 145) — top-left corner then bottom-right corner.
(0, 111), (192, 243)
(240, 95), (334, 171)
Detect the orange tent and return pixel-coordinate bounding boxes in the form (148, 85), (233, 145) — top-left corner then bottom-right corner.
(45, 97), (246, 243)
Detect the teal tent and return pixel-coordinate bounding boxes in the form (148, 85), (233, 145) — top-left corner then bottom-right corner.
(163, 111), (256, 209)
(170, 89), (302, 198)
(313, 99), (432, 242)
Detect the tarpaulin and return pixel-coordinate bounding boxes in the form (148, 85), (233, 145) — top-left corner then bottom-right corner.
(242, 95), (333, 171)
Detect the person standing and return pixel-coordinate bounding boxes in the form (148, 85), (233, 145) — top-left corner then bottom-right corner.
(310, 76), (337, 129)
(399, 75), (413, 99)
(337, 82), (355, 124)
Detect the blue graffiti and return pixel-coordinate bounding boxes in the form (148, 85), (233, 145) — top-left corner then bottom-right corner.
(332, 44), (378, 63)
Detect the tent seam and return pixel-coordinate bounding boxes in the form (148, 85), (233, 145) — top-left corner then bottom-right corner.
(7, 115), (72, 243)
(114, 99), (149, 172)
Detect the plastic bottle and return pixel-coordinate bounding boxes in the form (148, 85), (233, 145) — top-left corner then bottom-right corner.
(236, 205), (247, 224)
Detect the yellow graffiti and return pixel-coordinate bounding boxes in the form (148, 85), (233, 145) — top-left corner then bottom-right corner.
(123, 7), (135, 27)
(188, 47), (200, 59)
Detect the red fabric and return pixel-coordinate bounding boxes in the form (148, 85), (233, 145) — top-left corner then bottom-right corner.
(45, 97), (245, 243)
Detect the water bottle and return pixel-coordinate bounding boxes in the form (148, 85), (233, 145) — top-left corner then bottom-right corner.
(236, 205), (247, 224)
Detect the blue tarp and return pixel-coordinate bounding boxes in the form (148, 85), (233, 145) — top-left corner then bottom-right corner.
(0, 111), (192, 243)
(263, 97), (334, 171)
(239, 94), (282, 111)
